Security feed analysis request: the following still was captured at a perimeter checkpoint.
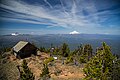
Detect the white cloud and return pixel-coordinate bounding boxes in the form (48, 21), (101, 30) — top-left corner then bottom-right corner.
(0, 0), (102, 28)
(44, 0), (53, 9)
(69, 31), (80, 34)
(0, 0), (117, 34)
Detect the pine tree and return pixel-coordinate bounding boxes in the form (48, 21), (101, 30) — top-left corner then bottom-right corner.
(39, 47), (46, 52)
(52, 46), (60, 55)
(83, 42), (116, 80)
(77, 44), (83, 56)
(20, 59), (35, 80)
(61, 43), (70, 57)
(40, 64), (50, 80)
(111, 58), (120, 79)
(79, 44), (93, 63)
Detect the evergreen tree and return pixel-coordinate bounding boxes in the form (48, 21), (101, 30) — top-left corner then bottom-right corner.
(84, 44), (93, 60)
(20, 59), (35, 80)
(67, 44), (92, 64)
(39, 47), (46, 52)
(79, 44), (93, 63)
(40, 64), (50, 80)
(83, 42), (116, 80)
(77, 44), (84, 56)
(53, 46), (60, 55)
(111, 58), (120, 80)
(65, 56), (73, 64)
(61, 43), (70, 57)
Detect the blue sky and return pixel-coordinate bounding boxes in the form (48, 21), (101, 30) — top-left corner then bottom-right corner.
(0, 0), (120, 35)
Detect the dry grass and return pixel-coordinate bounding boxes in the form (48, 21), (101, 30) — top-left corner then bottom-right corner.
(0, 52), (85, 80)
(0, 60), (19, 80)
(49, 60), (84, 80)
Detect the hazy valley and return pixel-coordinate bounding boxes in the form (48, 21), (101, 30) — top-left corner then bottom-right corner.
(0, 34), (120, 54)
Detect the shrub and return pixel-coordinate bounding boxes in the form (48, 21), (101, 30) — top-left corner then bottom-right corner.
(61, 43), (70, 57)
(40, 64), (50, 80)
(39, 47), (46, 52)
(44, 57), (54, 64)
(20, 59), (35, 80)
(54, 69), (62, 76)
(65, 56), (73, 64)
(0, 47), (11, 52)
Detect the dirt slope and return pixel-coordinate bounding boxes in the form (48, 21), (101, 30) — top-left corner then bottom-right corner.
(0, 52), (85, 80)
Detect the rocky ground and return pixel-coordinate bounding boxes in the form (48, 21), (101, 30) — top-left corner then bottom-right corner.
(0, 51), (85, 80)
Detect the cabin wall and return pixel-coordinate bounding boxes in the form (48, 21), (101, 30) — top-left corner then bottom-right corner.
(22, 43), (37, 53)
(19, 44), (37, 58)
(15, 43), (37, 58)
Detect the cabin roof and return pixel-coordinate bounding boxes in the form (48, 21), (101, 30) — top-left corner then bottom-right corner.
(13, 41), (29, 52)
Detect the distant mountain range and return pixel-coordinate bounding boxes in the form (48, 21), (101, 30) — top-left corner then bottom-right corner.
(0, 34), (120, 54)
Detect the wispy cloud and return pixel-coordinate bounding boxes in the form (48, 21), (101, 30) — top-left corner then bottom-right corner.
(44, 0), (53, 9)
(0, 0), (119, 34)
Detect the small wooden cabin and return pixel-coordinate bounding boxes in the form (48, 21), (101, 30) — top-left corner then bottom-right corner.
(12, 41), (37, 59)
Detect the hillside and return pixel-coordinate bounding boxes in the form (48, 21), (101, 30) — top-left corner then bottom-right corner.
(0, 51), (85, 80)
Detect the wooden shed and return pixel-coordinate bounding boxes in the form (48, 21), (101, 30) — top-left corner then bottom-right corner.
(12, 41), (37, 59)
